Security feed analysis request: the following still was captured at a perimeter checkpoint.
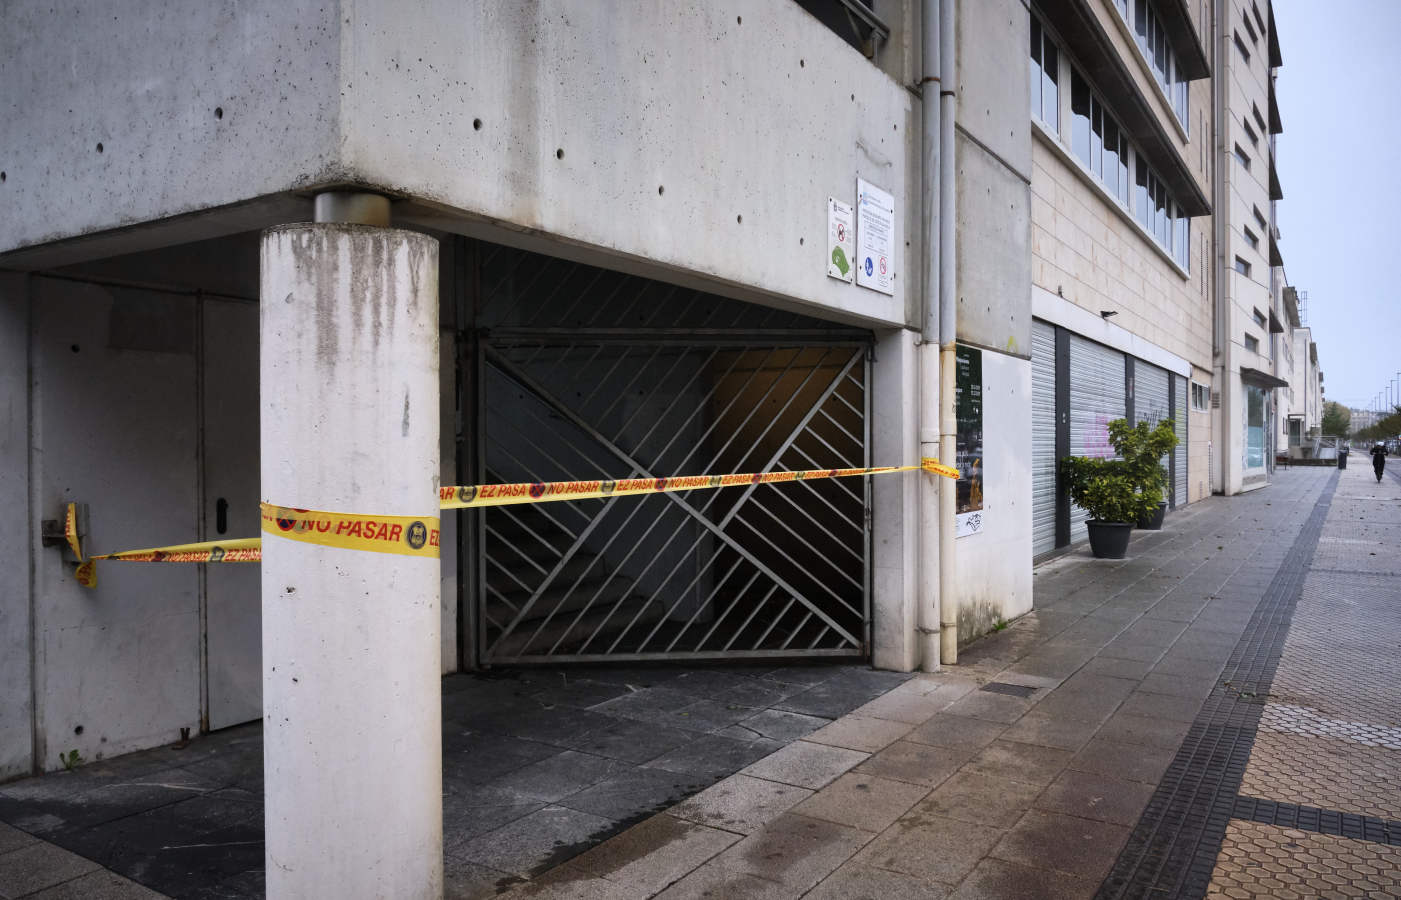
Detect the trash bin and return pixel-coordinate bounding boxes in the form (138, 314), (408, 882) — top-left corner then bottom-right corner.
(1338, 447), (1348, 469)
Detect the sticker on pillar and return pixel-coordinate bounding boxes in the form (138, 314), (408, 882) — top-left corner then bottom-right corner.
(828, 197), (854, 283)
(955, 344), (984, 538)
(855, 178), (895, 296)
(260, 504), (440, 558)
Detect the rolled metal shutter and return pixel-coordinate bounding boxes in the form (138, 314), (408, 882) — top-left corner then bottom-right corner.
(1137, 362), (1172, 501)
(1032, 321), (1057, 555)
(1174, 375), (1188, 506)
(1069, 335), (1126, 543)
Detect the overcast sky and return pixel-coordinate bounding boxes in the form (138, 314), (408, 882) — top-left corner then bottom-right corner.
(1273, 0), (1401, 413)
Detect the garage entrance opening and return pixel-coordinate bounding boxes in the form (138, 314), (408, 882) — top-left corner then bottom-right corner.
(461, 242), (874, 665)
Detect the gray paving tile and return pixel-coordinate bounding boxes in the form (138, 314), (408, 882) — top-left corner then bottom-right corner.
(558, 767), (715, 824)
(996, 711), (1097, 752)
(804, 715), (914, 753)
(641, 734), (782, 779)
(568, 813), (740, 895)
(790, 772), (928, 833)
(0, 821), (38, 855)
(569, 718), (695, 765)
(940, 690), (1035, 724)
(1115, 689), (1204, 723)
(1066, 736), (1178, 785)
(905, 714), (1008, 751)
(946, 857), (1097, 900)
(1033, 769), (1156, 827)
(690, 813), (872, 892)
(802, 863), (953, 899)
(964, 740), (1074, 788)
(20, 868), (168, 900)
(729, 709), (830, 742)
(852, 812), (1002, 885)
(740, 741), (867, 790)
(491, 751), (626, 802)
(668, 775), (812, 835)
(452, 805), (621, 877)
(1093, 712), (1192, 751)
(443, 855), (513, 900)
(915, 770), (1044, 829)
(853, 740), (971, 789)
(990, 809), (1129, 882)
(0, 841), (100, 898)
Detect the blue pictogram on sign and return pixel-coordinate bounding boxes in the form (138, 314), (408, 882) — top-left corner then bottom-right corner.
(864, 257), (874, 276)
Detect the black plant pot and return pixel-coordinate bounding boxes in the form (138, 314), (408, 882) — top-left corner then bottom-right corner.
(1086, 520), (1133, 559)
(1136, 501), (1168, 530)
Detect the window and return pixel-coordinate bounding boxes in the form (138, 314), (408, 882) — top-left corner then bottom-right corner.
(1030, 18), (1060, 129)
(1253, 206), (1268, 231)
(1070, 68), (1131, 207)
(1234, 32), (1251, 64)
(1252, 1), (1266, 35)
(1235, 145), (1252, 170)
(1116, 0), (1189, 126)
(1243, 227), (1259, 251)
(1252, 103), (1268, 133)
(1253, 308), (1267, 327)
(1242, 13), (1258, 43)
(1191, 381), (1209, 412)
(1245, 334), (1260, 353)
(1242, 118), (1259, 148)
(1235, 256), (1252, 277)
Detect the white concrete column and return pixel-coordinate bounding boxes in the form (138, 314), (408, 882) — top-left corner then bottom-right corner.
(260, 223), (441, 899)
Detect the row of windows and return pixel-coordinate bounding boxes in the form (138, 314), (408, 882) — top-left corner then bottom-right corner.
(1032, 20), (1191, 271)
(1113, 0), (1189, 127)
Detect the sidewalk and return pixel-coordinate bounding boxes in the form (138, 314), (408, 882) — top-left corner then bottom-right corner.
(7, 464), (1401, 898)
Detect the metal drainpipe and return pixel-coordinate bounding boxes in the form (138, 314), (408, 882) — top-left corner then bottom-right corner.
(917, 0), (942, 671)
(937, 0), (958, 665)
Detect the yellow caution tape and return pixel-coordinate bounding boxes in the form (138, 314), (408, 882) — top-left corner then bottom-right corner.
(64, 502), (83, 561)
(75, 538), (262, 589)
(260, 504), (440, 559)
(73, 462), (958, 587)
(440, 460), (959, 509)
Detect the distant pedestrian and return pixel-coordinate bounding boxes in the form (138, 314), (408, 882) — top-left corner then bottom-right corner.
(1373, 443), (1388, 482)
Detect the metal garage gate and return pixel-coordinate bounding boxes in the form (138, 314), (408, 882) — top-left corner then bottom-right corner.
(1031, 321), (1057, 556)
(1068, 335), (1126, 545)
(1136, 361), (1171, 503)
(464, 244), (873, 664)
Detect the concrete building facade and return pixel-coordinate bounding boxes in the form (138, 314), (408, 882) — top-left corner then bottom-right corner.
(1211, 0), (1286, 493)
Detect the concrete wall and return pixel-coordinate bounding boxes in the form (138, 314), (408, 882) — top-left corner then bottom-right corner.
(340, 0), (916, 329)
(0, 274), (32, 779)
(0, 1), (341, 258)
(954, 350), (1033, 638)
(870, 328), (919, 671)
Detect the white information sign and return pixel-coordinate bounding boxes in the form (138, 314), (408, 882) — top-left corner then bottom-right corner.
(856, 178), (895, 296)
(827, 197), (855, 283)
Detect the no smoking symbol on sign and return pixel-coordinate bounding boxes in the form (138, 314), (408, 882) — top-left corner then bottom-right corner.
(836, 224), (845, 242)
(879, 257), (887, 275)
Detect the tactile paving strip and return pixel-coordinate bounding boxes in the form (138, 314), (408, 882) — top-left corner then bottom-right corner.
(1095, 472), (1339, 900)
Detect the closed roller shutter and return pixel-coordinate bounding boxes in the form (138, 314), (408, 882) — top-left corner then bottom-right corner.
(1174, 375), (1188, 507)
(1069, 335), (1126, 543)
(1032, 321), (1057, 555)
(1137, 362), (1171, 503)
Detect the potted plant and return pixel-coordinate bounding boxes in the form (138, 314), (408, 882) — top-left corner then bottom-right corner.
(1106, 419), (1179, 530)
(1060, 455), (1153, 558)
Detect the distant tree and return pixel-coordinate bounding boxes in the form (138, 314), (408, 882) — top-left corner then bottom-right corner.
(1321, 401), (1351, 438)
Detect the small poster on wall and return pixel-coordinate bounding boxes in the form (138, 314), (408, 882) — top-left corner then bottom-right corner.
(956, 345), (984, 537)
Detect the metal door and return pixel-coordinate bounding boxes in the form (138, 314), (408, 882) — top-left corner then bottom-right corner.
(1136, 361), (1171, 501)
(201, 298), (262, 730)
(468, 244), (872, 664)
(1068, 335), (1126, 544)
(1031, 321), (1057, 556)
